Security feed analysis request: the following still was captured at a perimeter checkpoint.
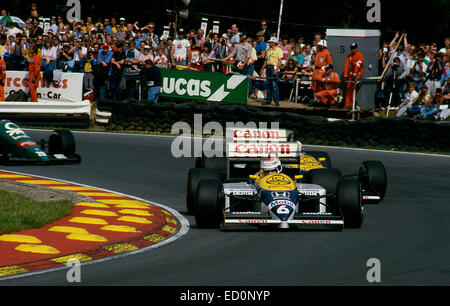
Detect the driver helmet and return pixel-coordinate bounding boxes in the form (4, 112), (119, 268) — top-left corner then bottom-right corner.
(260, 151), (282, 175)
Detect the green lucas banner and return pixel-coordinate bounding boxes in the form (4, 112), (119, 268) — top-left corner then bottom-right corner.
(159, 69), (248, 104)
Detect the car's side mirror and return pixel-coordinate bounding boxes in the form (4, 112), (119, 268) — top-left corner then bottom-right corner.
(294, 175), (303, 181)
(249, 175), (258, 180)
(318, 157), (326, 162)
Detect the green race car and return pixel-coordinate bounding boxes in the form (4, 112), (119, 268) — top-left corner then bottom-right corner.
(0, 120), (81, 165)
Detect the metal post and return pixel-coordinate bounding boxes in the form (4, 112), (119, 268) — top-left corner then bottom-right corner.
(386, 68), (397, 118)
(138, 81), (142, 101)
(352, 81), (357, 121)
(277, 0), (284, 40)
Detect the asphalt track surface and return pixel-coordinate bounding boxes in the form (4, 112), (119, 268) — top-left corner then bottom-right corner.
(1, 130), (449, 286)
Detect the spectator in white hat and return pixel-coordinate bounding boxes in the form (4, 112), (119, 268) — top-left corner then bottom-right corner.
(260, 36), (283, 106)
(311, 39), (333, 96)
(119, 17), (127, 31)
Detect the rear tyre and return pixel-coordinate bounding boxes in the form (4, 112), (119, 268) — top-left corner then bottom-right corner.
(203, 156), (227, 173)
(307, 151), (332, 168)
(195, 179), (223, 229)
(186, 168), (222, 215)
(359, 161), (387, 202)
(194, 156), (227, 173)
(337, 178), (363, 228)
(48, 130), (76, 155)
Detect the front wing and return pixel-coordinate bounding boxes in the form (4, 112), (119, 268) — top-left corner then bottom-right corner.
(223, 212), (344, 230)
(0, 153), (81, 165)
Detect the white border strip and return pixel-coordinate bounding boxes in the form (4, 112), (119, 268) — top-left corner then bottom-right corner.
(326, 28), (381, 37)
(0, 169), (190, 282)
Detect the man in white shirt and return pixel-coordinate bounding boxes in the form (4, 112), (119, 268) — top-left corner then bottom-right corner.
(223, 35), (252, 72)
(396, 82), (419, 117)
(230, 24), (241, 45)
(48, 17), (58, 35)
(302, 44), (313, 68)
(391, 46), (407, 69)
(411, 53), (429, 90)
(171, 29), (191, 66)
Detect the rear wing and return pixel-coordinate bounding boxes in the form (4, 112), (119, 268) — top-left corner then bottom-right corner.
(224, 128), (301, 179)
(227, 142), (301, 158)
(226, 128), (295, 143)
(225, 128), (300, 159)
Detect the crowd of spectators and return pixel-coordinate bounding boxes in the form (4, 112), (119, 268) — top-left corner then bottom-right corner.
(0, 4), (449, 119)
(379, 33), (450, 120)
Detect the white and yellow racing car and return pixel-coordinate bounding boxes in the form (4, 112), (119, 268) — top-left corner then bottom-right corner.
(187, 128), (387, 230)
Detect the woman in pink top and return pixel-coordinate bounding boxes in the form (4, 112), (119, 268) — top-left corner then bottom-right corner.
(279, 35), (291, 69)
(138, 45), (154, 65)
(153, 47), (168, 68)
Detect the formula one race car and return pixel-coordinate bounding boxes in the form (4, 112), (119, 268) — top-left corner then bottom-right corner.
(0, 120), (81, 165)
(187, 128), (387, 230)
(192, 128), (387, 207)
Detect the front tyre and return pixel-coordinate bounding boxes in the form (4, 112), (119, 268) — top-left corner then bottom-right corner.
(359, 161), (387, 202)
(337, 178), (363, 228)
(48, 130), (76, 155)
(186, 169), (222, 215)
(195, 179), (223, 229)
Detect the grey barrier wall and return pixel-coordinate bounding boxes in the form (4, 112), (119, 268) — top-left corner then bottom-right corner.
(99, 101), (450, 153)
(327, 29), (381, 110)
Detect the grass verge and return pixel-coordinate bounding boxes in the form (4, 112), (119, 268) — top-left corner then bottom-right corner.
(0, 189), (74, 234)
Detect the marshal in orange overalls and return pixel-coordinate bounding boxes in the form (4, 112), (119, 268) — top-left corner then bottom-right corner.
(0, 59), (6, 102)
(312, 48), (333, 93)
(343, 50), (364, 108)
(315, 69), (341, 106)
(28, 53), (42, 102)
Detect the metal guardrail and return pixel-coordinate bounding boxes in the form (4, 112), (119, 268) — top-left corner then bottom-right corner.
(0, 100), (91, 115)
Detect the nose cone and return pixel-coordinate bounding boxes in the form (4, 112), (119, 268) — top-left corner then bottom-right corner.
(270, 202), (294, 221)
